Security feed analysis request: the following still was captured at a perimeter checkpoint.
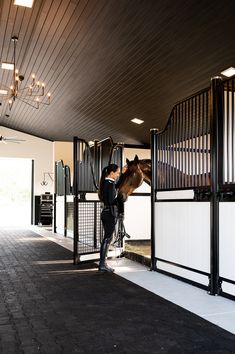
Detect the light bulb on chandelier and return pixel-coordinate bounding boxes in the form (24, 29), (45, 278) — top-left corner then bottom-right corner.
(1, 36), (51, 111)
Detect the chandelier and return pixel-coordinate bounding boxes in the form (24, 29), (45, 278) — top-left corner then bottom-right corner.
(0, 36), (51, 111)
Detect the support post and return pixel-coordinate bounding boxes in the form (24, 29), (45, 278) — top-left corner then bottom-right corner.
(150, 128), (158, 271)
(53, 162), (57, 233)
(209, 76), (223, 295)
(64, 167), (67, 237)
(73, 136), (79, 264)
(94, 139), (99, 183)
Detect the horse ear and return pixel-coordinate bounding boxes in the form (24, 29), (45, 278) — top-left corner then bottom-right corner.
(134, 155), (139, 163)
(126, 158), (130, 164)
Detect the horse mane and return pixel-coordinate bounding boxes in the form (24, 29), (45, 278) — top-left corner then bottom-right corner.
(138, 159), (151, 185)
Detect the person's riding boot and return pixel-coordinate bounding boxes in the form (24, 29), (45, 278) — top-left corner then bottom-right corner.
(98, 239), (114, 273)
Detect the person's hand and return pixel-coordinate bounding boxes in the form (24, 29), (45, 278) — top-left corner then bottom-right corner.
(119, 213), (124, 221)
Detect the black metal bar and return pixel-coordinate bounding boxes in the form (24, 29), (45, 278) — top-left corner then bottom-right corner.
(64, 168), (67, 237)
(173, 109), (177, 188)
(150, 128), (158, 270)
(187, 100), (190, 188)
(220, 276), (235, 285)
(232, 79), (234, 183)
(170, 117), (174, 188)
(195, 96), (198, 187)
(209, 76), (223, 295)
(198, 94), (202, 187)
(31, 159), (34, 225)
(94, 203), (97, 248)
(183, 101), (186, 188)
(177, 105), (180, 188)
(155, 267), (209, 291)
(164, 129), (167, 189)
(73, 136), (79, 264)
(226, 81), (229, 183)
(190, 99), (193, 187)
(180, 103), (183, 188)
(53, 193), (56, 233)
(205, 91), (209, 186)
(156, 257), (209, 276)
(93, 139), (98, 184)
(54, 161), (57, 233)
(159, 135), (163, 189)
(202, 93), (205, 186)
(166, 123), (169, 189)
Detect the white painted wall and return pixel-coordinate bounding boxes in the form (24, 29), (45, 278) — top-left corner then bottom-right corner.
(155, 201), (210, 285)
(123, 148), (151, 239)
(0, 126), (54, 195)
(219, 202), (235, 295)
(56, 196), (65, 235)
(54, 141), (73, 173)
(123, 147), (150, 161)
(124, 195), (151, 240)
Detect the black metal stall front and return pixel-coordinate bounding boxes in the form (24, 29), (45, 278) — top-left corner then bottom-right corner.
(151, 85), (212, 291)
(73, 136), (123, 264)
(151, 75), (235, 299)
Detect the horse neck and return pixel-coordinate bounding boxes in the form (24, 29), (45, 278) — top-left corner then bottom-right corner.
(139, 159), (151, 184)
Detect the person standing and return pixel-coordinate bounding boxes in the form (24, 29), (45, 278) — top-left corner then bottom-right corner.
(98, 164), (123, 272)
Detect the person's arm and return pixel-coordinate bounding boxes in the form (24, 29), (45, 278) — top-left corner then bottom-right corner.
(105, 181), (117, 205)
(115, 166), (127, 188)
(116, 195), (124, 215)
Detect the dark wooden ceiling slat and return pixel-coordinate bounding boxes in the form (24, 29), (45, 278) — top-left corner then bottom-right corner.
(1, 0), (235, 144)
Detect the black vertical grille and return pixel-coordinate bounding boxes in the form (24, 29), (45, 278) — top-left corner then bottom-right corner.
(73, 137), (123, 261)
(75, 140), (97, 193)
(223, 78), (235, 185)
(157, 89), (211, 190)
(75, 201), (103, 255)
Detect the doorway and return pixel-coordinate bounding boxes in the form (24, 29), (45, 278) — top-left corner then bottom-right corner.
(0, 158), (32, 227)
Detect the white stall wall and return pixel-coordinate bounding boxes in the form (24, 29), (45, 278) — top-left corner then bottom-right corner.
(219, 202), (235, 296)
(56, 196), (65, 235)
(0, 126), (54, 195)
(123, 148), (151, 239)
(155, 201), (210, 285)
(124, 195), (151, 240)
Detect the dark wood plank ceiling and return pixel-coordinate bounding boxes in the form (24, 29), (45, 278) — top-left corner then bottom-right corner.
(0, 0), (235, 144)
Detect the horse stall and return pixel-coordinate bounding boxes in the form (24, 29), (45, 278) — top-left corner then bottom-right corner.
(151, 76), (235, 299)
(122, 147), (151, 264)
(54, 137), (123, 263)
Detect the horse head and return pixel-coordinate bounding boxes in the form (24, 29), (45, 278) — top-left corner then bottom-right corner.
(117, 155), (144, 202)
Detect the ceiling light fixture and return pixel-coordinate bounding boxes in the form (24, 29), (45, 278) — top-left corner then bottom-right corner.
(0, 36), (51, 111)
(221, 67), (235, 77)
(131, 118), (144, 125)
(14, 0), (34, 8)
(1, 62), (14, 70)
(0, 90), (8, 95)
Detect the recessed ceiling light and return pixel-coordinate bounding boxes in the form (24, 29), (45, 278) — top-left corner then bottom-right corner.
(221, 67), (235, 77)
(88, 141), (94, 146)
(1, 62), (14, 70)
(0, 89), (8, 95)
(131, 118), (144, 125)
(14, 0), (34, 8)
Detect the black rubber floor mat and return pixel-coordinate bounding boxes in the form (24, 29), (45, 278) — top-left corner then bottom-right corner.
(0, 229), (234, 354)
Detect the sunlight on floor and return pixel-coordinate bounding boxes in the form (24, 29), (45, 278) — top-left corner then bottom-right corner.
(33, 260), (72, 265)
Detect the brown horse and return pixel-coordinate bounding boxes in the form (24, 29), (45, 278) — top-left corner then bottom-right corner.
(117, 155), (151, 202)
(117, 155), (210, 202)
